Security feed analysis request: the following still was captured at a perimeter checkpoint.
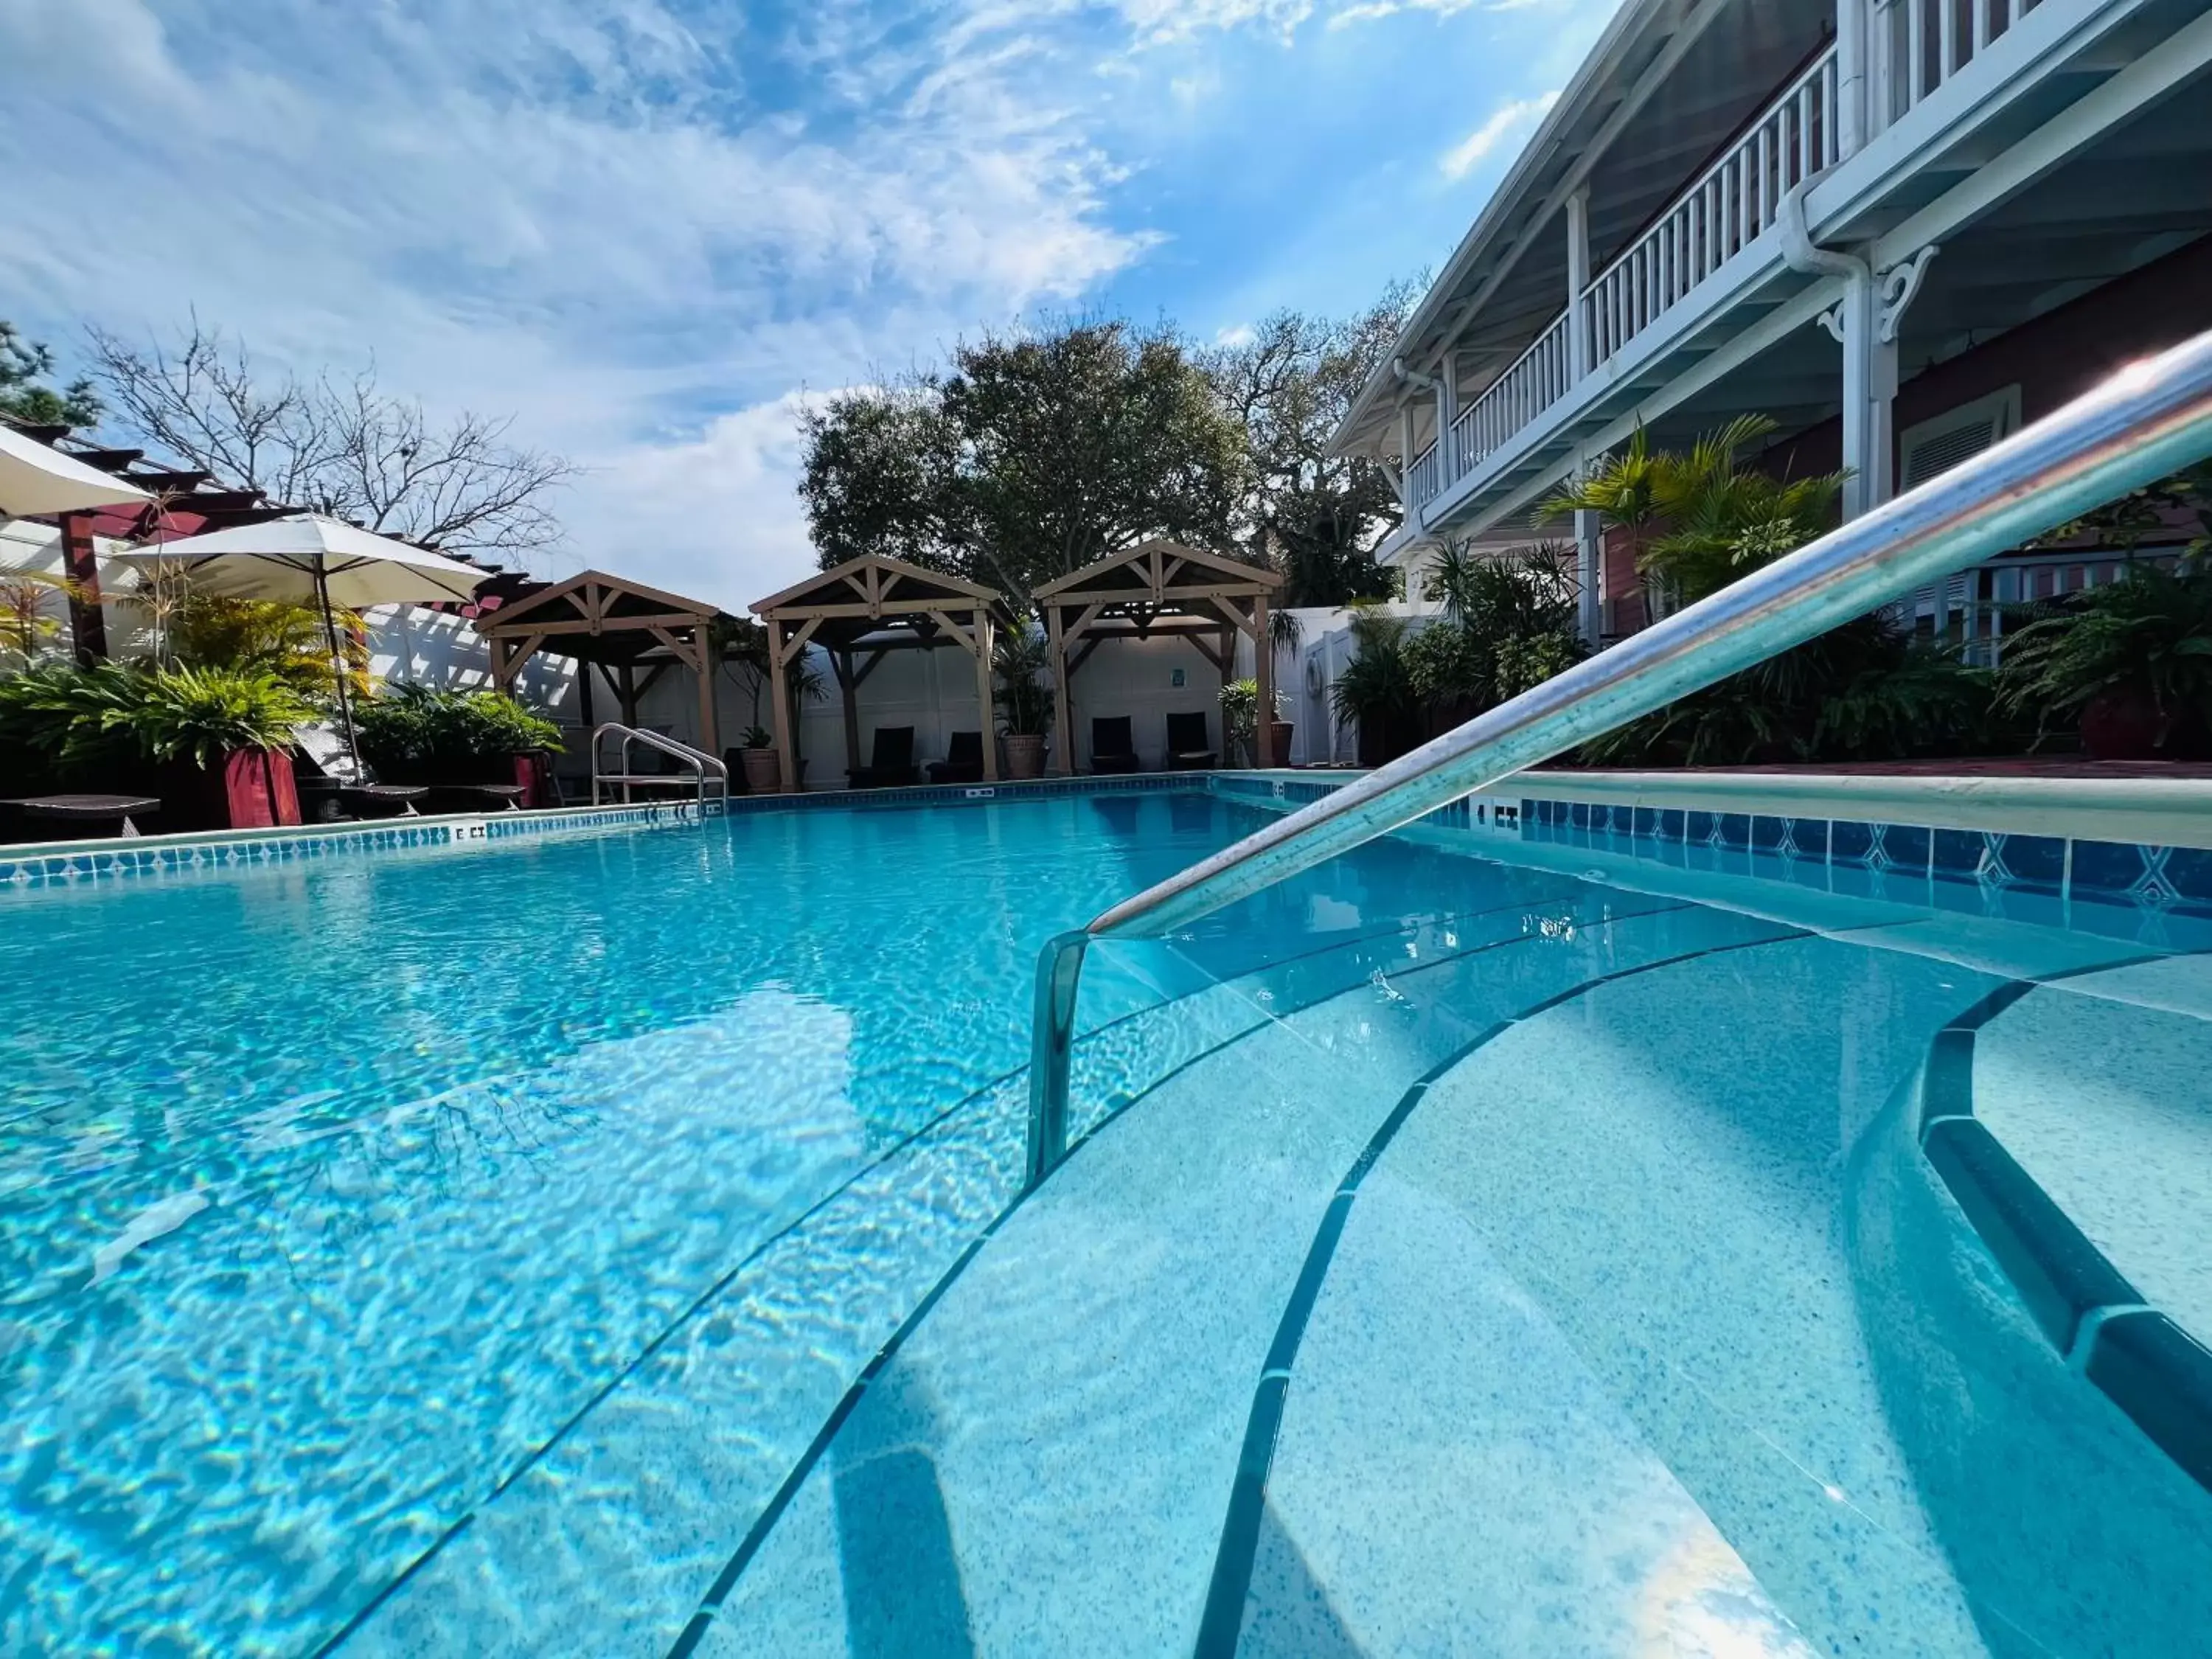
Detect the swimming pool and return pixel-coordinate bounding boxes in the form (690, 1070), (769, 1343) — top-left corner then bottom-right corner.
(2, 783), (2207, 1656)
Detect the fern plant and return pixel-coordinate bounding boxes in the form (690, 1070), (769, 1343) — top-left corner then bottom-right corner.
(1994, 560), (2212, 749)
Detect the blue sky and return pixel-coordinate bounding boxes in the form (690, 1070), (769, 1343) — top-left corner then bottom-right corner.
(0, 0), (1621, 608)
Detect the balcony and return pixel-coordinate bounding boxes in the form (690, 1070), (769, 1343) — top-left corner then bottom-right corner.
(1405, 0), (2084, 522)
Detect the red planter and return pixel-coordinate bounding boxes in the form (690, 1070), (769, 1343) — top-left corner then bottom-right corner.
(2080, 689), (2163, 761)
(512, 751), (551, 808)
(148, 750), (302, 832)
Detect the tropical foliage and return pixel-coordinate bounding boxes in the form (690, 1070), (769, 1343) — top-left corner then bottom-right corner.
(169, 594), (367, 698)
(1545, 414), (2001, 766)
(992, 627), (1055, 737)
(0, 569), (74, 666)
(0, 661), (316, 776)
(1407, 540), (1585, 718)
(1994, 557), (2212, 751)
(352, 686), (562, 779)
(1329, 607), (1421, 762)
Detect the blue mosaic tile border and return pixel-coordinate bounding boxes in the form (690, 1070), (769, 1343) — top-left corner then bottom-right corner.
(1517, 797), (2212, 949)
(0, 800), (709, 892)
(1207, 772), (2212, 945)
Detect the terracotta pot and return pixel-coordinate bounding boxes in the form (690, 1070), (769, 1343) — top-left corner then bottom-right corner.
(1267, 720), (1294, 766)
(2080, 688), (2163, 761)
(511, 751), (550, 808)
(741, 746), (783, 793)
(1004, 733), (1046, 780)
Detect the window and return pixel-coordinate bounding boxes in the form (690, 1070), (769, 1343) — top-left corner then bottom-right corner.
(1899, 386), (2023, 491)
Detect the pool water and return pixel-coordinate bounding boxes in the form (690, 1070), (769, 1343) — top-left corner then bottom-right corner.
(1, 790), (2207, 1657)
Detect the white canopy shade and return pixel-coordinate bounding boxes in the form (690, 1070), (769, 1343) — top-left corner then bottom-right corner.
(0, 425), (156, 518)
(106, 514), (487, 608)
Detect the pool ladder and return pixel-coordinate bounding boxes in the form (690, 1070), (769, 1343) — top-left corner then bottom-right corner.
(1025, 328), (2212, 1189)
(589, 723), (730, 814)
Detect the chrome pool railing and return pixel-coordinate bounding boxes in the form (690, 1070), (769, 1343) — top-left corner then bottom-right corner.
(1025, 327), (2212, 1191)
(590, 723), (729, 813)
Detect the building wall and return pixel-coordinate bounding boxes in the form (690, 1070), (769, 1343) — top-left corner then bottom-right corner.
(1781, 234), (2212, 482)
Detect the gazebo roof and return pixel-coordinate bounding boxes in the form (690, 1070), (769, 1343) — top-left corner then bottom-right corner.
(1033, 538), (1280, 605)
(752, 554), (1014, 652)
(473, 568), (733, 667)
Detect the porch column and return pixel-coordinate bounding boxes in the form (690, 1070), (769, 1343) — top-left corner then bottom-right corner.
(58, 513), (107, 664)
(692, 620), (719, 757)
(1396, 403), (1416, 512)
(1252, 593), (1276, 769)
(1437, 360), (1458, 480)
(972, 606), (999, 782)
(1566, 188), (1592, 382)
(1573, 441), (1603, 647)
(1047, 605), (1074, 776)
(1837, 268), (1896, 518)
(768, 624), (797, 793)
(1836, 0), (1869, 157)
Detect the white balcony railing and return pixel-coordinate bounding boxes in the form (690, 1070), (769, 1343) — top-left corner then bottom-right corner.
(1879, 0), (2043, 125)
(1408, 440), (1441, 507)
(1585, 44), (1840, 367)
(1444, 311), (1573, 492)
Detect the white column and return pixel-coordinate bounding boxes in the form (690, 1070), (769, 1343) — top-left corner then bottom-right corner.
(1397, 402), (1416, 510)
(1439, 352), (1459, 479)
(1565, 188), (1592, 381)
(1573, 439), (1602, 646)
(1836, 0), (1868, 157)
(1835, 267), (1896, 518)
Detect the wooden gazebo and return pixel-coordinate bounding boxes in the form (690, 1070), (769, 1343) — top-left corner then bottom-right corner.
(476, 570), (728, 754)
(751, 554), (1014, 793)
(1033, 540), (1283, 773)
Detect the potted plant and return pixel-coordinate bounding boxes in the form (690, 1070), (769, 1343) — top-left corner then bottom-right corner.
(1995, 560), (2212, 759)
(0, 661), (315, 830)
(737, 724), (782, 794)
(1329, 608), (1422, 767)
(1219, 677), (1291, 767)
(994, 627), (1054, 779)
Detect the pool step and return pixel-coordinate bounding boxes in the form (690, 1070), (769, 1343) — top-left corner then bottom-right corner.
(688, 902), (1833, 1655)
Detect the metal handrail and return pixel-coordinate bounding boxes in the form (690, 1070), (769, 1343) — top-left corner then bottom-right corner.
(589, 722), (729, 813)
(1023, 329), (2212, 1189)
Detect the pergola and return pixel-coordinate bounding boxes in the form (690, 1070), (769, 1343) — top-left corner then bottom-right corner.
(475, 569), (728, 754)
(751, 554), (1014, 793)
(1033, 539), (1283, 773)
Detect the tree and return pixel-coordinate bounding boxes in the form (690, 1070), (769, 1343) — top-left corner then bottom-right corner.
(799, 318), (1252, 605)
(85, 321), (574, 555)
(0, 321), (100, 428)
(1202, 283), (1419, 608)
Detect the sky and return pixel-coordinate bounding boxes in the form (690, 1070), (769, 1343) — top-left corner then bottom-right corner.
(0, 0), (1624, 611)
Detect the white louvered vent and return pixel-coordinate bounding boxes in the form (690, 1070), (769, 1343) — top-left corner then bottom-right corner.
(1899, 386), (2023, 492)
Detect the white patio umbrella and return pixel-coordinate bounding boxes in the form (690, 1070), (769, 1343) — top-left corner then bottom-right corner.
(108, 514), (489, 768)
(0, 425), (155, 517)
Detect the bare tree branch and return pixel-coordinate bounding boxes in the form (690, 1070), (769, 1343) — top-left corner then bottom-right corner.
(85, 321), (576, 555)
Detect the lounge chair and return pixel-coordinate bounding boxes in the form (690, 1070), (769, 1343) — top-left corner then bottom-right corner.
(1164, 711), (1217, 771)
(1090, 715), (1141, 774)
(0, 793), (161, 841)
(848, 726), (919, 789)
(292, 731), (428, 822)
(926, 731), (986, 784)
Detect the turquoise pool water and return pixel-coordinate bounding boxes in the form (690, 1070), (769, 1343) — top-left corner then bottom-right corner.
(2, 789), (2206, 1657)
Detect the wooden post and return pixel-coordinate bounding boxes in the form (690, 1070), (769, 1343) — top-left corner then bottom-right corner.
(693, 621), (720, 757)
(1253, 592), (1276, 769)
(616, 661), (639, 728)
(834, 647), (863, 780)
(769, 622), (797, 793)
(58, 513), (108, 664)
(577, 661), (596, 730)
(1046, 603), (1074, 776)
(973, 605), (999, 781)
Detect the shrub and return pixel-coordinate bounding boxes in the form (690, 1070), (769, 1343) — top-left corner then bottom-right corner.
(1994, 560), (2212, 751)
(0, 661), (315, 774)
(353, 686), (563, 780)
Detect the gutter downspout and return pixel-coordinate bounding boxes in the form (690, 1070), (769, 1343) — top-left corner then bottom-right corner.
(1781, 183), (1888, 517)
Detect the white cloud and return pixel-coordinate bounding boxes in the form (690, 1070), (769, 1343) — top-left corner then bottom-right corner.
(0, 0), (1161, 599)
(1439, 89), (1559, 180)
(1214, 323), (1259, 347)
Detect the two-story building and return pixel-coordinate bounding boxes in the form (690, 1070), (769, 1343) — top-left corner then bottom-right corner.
(1332, 0), (2212, 644)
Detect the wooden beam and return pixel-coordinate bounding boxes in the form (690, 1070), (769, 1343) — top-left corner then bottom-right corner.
(925, 608), (980, 655)
(694, 622), (719, 757)
(1067, 636), (1104, 678)
(973, 605), (998, 782)
(1253, 591), (1276, 768)
(773, 614), (824, 668)
(1047, 604), (1074, 777)
(770, 620), (797, 793)
(616, 661), (639, 728)
(480, 610), (714, 639)
(835, 647), (863, 779)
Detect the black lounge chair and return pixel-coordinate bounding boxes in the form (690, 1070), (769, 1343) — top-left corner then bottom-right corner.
(0, 793), (161, 841)
(1164, 711), (1217, 771)
(848, 726), (919, 789)
(926, 731), (986, 784)
(1090, 715), (1140, 774)
(291, 738), (428, 822)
